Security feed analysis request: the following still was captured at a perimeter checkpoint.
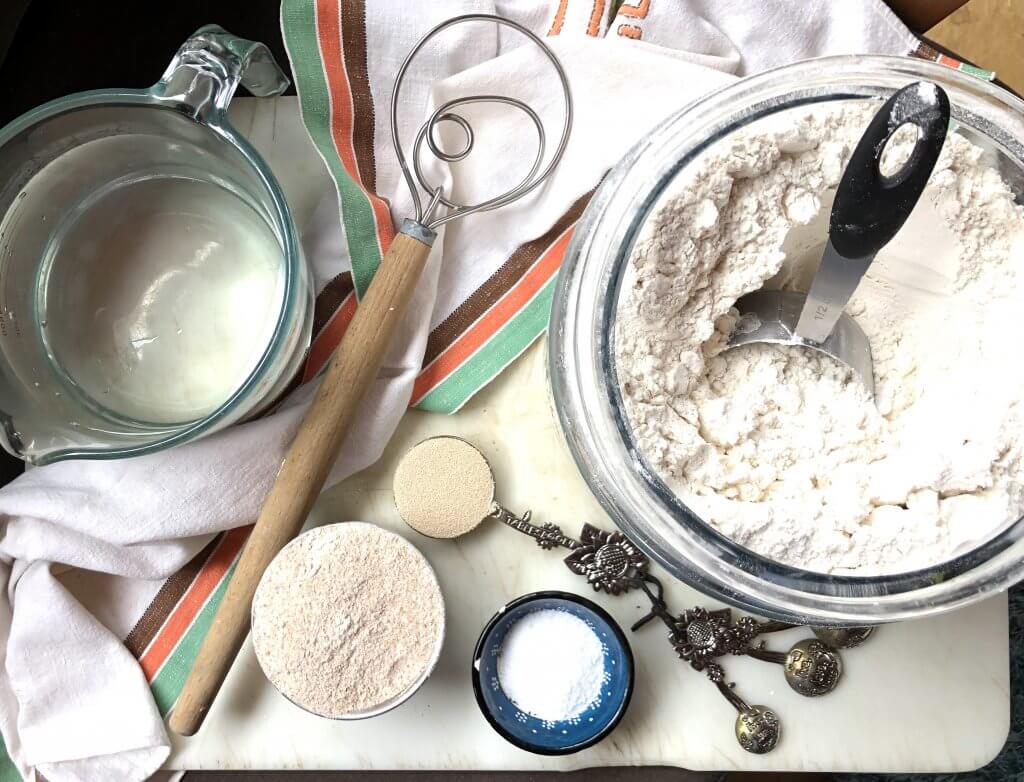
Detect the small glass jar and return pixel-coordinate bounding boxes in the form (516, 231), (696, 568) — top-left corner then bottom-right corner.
(549, 56), (1024, 625)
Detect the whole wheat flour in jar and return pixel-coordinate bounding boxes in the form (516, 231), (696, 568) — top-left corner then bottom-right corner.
(615, 102), (1024, 575)
(251, 522), (444, 716)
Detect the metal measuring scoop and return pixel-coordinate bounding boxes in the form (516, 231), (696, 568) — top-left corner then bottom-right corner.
(727, 82), (951, 395)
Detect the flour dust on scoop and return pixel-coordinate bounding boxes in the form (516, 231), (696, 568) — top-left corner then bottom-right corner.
(615, 102), (1024, 575)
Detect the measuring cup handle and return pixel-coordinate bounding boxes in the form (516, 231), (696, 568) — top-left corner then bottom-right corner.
(829, 82), (950, 260)
(152, 25), (290, 120)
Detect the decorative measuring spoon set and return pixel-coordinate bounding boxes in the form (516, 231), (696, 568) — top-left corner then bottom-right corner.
(393, 436), (875, 755)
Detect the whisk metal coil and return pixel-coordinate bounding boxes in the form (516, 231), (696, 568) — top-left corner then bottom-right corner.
(390, 14), (573, 229)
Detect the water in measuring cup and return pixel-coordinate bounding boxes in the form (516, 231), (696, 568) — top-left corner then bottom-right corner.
(38, 173), (285, 426)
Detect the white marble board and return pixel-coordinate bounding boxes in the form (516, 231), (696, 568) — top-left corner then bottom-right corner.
(164, 98), (1010, 774)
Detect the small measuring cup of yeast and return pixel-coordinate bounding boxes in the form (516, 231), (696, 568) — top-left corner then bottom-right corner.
(251, 522), (445, 719)
(393, 435), (498, 538)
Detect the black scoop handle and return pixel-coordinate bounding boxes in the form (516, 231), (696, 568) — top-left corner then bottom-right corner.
(830, 82), (950, 260)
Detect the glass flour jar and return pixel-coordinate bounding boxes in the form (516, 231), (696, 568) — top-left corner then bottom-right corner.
(549, 56), (1024, 625)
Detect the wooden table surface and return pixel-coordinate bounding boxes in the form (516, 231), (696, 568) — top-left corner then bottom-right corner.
(928, 0), (1024, 93)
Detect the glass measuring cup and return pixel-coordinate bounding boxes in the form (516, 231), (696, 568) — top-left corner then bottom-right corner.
(0, 26), (313, 464)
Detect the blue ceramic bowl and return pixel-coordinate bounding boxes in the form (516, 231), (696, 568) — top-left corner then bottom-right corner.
(471, 591), (634, 755)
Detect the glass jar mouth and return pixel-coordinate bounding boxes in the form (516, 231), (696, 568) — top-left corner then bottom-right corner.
(550, 55), (1024, 624)
(0, 90), (306, 464)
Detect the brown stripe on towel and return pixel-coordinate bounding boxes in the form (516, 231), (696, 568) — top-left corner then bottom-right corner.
(421, 190), (593, 367)
(124, 533), (222, 658)
(341, 0), (382, 194)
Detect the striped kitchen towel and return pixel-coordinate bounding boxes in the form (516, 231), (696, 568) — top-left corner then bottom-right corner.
(0, 2), (997, 781)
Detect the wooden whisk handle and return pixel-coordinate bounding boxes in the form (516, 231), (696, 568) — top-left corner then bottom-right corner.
(167, 221), (435, 736)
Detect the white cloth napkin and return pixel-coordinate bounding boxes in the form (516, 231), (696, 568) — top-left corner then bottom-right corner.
(0, 2), (919, 780)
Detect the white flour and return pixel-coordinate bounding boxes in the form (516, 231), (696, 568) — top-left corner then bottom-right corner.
(616, 102), (1024, 574)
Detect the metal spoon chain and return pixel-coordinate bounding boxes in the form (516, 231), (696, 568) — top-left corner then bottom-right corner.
(489, 504), (875, 754)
